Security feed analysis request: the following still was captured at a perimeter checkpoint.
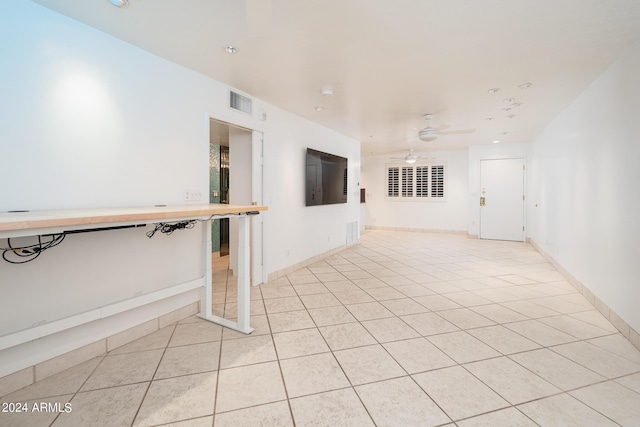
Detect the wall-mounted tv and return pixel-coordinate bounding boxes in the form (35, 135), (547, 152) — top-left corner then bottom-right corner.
(305, 148), (348, 206)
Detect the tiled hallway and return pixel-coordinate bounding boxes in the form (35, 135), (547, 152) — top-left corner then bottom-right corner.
(2, 230), (640, 426)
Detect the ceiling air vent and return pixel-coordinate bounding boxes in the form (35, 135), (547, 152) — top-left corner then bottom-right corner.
(229, 90), (252, 114)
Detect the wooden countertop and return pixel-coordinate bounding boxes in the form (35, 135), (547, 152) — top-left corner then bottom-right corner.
(0, 204), (267, 233)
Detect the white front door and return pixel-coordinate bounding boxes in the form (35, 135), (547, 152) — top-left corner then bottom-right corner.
(479, 158), (525, 241)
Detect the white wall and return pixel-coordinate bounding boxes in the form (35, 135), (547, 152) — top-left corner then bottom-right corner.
(0, 1), (360, 377)
(261, 112), (361, 268)
(468, 143), (532, 237)
(360, 149), (468, 232)
(529, 40), (640, 333)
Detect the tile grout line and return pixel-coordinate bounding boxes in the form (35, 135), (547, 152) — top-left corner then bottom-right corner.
(210, 260), (230, 427)
(127, 323), (180, 427)
(256, 242), (636, 422)
(7, 232), (640, 426)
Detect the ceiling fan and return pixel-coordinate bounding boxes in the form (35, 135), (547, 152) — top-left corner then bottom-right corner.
(390, 149), (422, 164)
(418, 114), (475, 142)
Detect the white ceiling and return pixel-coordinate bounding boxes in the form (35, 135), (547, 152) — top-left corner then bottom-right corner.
(31, 0), (640, 156)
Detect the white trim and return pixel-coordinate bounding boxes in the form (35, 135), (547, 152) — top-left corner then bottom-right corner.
(0, 278), (203, 350)
(207, 110), (267, 135)
(206, 112), (268, 284)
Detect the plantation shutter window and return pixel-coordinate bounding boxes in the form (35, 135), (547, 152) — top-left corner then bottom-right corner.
(385, 163), (446, 201)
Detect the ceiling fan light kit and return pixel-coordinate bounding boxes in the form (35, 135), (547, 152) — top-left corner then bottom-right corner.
(389, 148), (421, 164)
(418, 128), (438, 142)
(418, 114), (438, 142)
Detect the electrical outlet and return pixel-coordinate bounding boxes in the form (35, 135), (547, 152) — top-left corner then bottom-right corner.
(184, 190), (202, 201)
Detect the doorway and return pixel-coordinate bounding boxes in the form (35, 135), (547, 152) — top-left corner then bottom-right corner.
(479, 158), (525, 242)
(209, 120), (230, 256)
(209, 117), (264, 285)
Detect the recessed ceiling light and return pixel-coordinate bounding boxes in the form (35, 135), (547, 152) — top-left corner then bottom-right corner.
(488, 88), (500, 94)
(321, 88), (334, 96)
(485, 117), (495, 121)
(512, 102), (522, 107)
(109, 0), (129, 7)
(224, 45), (237, 54)
(519, 82), (532, 89)
(492, 140), (500, 144)
(501, 107), (512, 112)
(503, 98), (516, 103)
(315, 106), (323, 111)
(507, 114), (516, 119)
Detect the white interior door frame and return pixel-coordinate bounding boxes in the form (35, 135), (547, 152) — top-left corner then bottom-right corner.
(206, 112), (267, 285)
(251, 130), (264, 285)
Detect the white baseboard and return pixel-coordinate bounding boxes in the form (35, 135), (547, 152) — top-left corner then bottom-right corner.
(530, 239), (640, 351)
(365, 225), (467, 234)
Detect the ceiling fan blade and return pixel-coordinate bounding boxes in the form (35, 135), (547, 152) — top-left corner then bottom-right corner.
(438, 128), (476, 135)
(246, 0), (273, 37)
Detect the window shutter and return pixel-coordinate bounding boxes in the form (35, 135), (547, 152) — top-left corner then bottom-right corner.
(416, 166), (429, 197)
(388, 167), (399, 197)
(401, 167), (413, 197)
(386, 163), (445, 200)
(431, 165), (444, 198)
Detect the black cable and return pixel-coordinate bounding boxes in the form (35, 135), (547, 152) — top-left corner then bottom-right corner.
(146, 220), (196, 238)
(1, 233), (65, 264)
(1, 211), (260, 262)
(144, 212), (255, 238)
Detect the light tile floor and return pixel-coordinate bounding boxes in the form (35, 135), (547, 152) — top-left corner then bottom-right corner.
(3, 230), (640, 426)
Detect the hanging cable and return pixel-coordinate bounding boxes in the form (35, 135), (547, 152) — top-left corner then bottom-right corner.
(1, 211), (261, 262)
(146, 220), (197, 238)
(1, 234), (66, 264)
(144, 212), (258, 238)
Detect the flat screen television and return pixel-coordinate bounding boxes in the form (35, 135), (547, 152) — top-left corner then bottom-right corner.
(305, 148), (348, 206)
